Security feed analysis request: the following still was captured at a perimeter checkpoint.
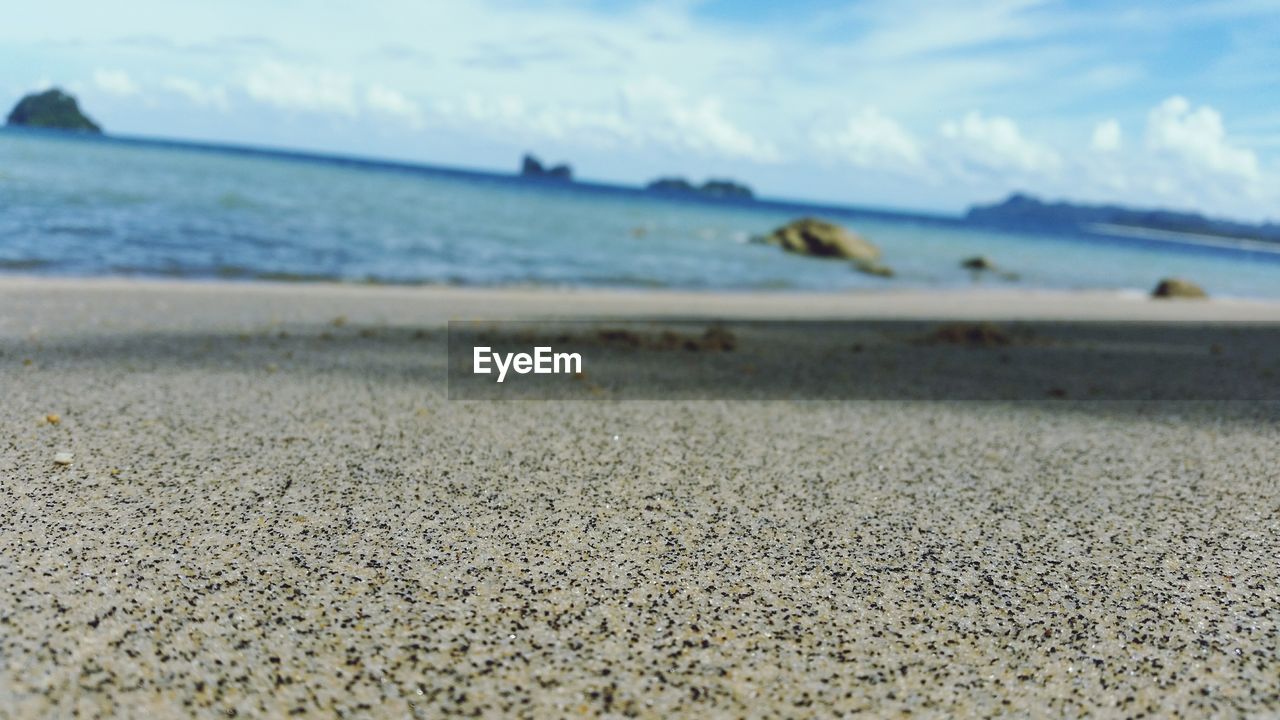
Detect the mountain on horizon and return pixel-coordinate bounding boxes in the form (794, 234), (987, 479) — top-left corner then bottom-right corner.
(968, 193), (1280, 244)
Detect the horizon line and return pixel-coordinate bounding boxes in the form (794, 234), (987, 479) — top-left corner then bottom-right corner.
(0, 123), (960, 225)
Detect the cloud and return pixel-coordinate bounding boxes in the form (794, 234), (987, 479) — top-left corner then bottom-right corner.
(436, 93), (635, 148)
(941, 111), (1059, 174)
(665, 97), (778, 163)
(1061, 98), (1276, 221)
(93, 68), (138, 96)
(162, 77), (230, 111)
(811, 108), (922, 170)
(839, 0), (1054, 61)
(619, 78), (779, 162)
(365, 85), (423, 128)
(1145, 96), (1259, 180)
(244, 62), (357, 116)
(436, 78), (778, 163)
(1091, 119), (1122, 152)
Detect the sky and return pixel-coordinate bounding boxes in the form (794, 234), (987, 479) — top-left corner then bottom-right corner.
(5, 0), (1280, 221)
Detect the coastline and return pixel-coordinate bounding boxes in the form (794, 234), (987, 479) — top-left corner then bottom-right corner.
(3, 277), (1278, 716)
(4, 275), (1280, 326)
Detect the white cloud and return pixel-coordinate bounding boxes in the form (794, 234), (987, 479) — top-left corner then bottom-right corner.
(436, 78), (778, 163)
(162, 76), (229, 111)
(93, 68), (138, 96)
(244, 61), (357, 116)
(811, 108), (922, 170)
(1091, 119), (1122, 152)
(1145, 96), (1259, 180)
(843, 0), (1053, 61)
(437, 93), (636, 149)
(365, 85), (423, 128)
(666, 98), (778, 163)
(619, 78), (779, 163)
(941, 111), (1059, 174)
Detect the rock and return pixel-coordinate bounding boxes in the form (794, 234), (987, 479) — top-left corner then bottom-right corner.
(961, 255), (1020, 281)
(925, 322), (1013, 347)
(646, 177), (697, 193)
(597, 326), (736, 352)
(1152, 278), (1207, 299)
(760, 218), (881, 263)
(521, 154), (573, 181)
(695, 327), (737, 352)
(698, 179), (753, 199)
(53, 451), (74, 466)
(645, 177), (754, 199)
(6, 88), (102, 133)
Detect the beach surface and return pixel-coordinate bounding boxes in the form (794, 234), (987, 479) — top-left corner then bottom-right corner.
(2, 278), (1278, 717)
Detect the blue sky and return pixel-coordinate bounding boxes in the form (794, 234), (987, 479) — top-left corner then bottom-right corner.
(6, 0), (1280, 220)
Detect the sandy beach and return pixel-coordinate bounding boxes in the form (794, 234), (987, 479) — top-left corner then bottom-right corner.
(2, 277), (1278, 717)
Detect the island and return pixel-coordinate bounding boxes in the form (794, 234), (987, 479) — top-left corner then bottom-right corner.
(520, 154), (572, 181)
(6, 88), (102, 133)
(968, 192), (1280, 244)
(645, 176), (754, 200)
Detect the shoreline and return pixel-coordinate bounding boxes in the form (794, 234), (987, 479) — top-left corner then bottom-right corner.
(4, 275), (1280, 325)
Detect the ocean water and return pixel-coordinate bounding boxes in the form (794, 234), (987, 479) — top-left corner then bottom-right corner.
(3, 128), (1280, 298)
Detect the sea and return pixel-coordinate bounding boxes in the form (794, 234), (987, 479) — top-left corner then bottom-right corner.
(3, 127), (1280, 298)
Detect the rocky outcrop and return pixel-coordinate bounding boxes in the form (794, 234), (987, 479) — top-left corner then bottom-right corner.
(521, 154), (572, 181)
(1152, 278), (1207, 299)
(758, 218), (890, 278)
(760, 218), (880, 262)
(646, 177), (696, 193)
(6, 88), (101, 133)
(646, 177), (754, 199)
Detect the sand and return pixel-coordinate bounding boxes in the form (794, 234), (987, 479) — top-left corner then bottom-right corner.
(1, 277), (1278, 717)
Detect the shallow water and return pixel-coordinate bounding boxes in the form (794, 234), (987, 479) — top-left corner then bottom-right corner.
(3, 129), (1279, 297)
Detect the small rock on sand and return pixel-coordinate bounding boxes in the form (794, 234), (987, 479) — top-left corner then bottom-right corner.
(53, 451), (74, 466)
(1152, 278), (1207, 299)
(925, 322), (1014, 347)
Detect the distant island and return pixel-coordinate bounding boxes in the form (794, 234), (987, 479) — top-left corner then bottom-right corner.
(520, 154), (572, 181)
(968, 192), (1280, 244)
(645, 177), (754, 200)
(6, 88), (101, 133)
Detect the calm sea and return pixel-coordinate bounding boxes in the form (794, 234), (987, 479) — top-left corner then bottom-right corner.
(3, 128), (1280, 298)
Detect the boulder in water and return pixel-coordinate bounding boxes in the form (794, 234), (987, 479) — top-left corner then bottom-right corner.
(961, 255), (1019, 281)
(961, 256), (995, 271)
(1152, 278), (1207, 299)
(759, 218), (881, 263)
